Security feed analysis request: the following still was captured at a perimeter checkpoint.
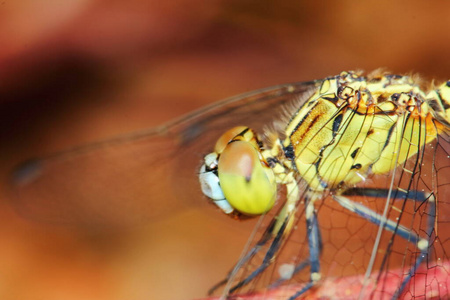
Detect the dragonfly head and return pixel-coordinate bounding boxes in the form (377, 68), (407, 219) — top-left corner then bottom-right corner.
(199, 126), (277, 216)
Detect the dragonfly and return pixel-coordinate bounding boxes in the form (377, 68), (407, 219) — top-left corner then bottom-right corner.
(8, 70), (450, 299)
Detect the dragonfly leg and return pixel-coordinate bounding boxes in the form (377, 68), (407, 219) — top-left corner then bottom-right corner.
(268, 259), (311, 289)
(267, 188), (431, 298)
(392, 193), (436, 299)
(286, 197), (323, 300)
(333, 190), (436, 299)
(207, 218), (279, 295)
(215, 174), (302, 296)
(342, 187), (428, 202)
(228, 218), (289, 293)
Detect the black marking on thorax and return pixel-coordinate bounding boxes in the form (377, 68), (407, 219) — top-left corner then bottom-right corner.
(289, 102), (320, 139)
(332, 114), (343, 136)
(283, 143), (295, 160)
(350, 147), (360, 159)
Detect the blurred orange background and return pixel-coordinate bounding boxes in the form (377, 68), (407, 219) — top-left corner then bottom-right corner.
(0, 1), (450, 299)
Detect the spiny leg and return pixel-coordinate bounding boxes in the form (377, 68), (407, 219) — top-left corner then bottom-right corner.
(207, 218), (278, 295)
(228, 218), (289, 293)
(333, 191), (436, 299)
(268, 258), (311, 289)
(342, 187), (428, 202)
(287, 197), (323, 300)
(212, 177), (301, 296)
(347, 188), (434, 299)
(268, 188), (425, 291)
(391, 194), (436, 299)
(266, 197), (323, 299)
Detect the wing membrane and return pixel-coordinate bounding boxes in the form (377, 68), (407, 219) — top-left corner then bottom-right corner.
(7, 81), (318, 227)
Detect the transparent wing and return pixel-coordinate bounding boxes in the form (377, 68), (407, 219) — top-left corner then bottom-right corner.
(212, 110), (450, 299)
(6, 81), (319, 227)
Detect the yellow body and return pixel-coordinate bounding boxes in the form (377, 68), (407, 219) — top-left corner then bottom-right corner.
(202, 71), (450, 218)
(285, 72), (449, 192)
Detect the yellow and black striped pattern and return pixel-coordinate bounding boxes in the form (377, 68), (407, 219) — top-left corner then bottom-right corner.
(284, 71), (450, 192)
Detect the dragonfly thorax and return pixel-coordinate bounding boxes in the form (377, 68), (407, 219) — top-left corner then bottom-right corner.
(282, 71), (450, 192)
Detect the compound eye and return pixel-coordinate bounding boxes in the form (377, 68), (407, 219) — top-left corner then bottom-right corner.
(218, 141), (276, 215)
(214, 126), (249, 154)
